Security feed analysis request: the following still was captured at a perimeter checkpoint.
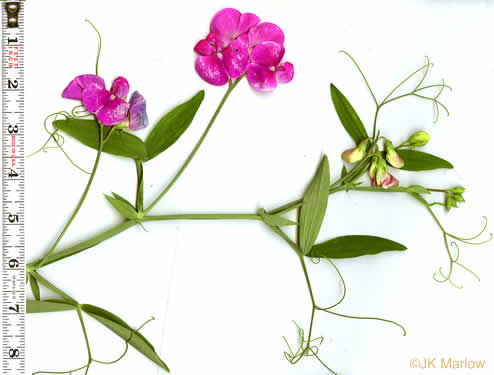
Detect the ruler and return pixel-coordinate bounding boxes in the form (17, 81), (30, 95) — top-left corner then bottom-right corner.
(2, 1), (25, 375)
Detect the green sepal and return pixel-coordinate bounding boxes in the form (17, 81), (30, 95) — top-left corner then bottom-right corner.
(145, 91), (205, 161)
(397, 149), (453, 171)
(258, 209), (295, 227)
(27, 299), (77, 313)
(105, 194), (139, 219)
(81, 304), (169, 372)
(330, 84), (368, 144)
(308, 235), (407, 259)
(53, 119), (148, 160)
(298, 155), (330, 255)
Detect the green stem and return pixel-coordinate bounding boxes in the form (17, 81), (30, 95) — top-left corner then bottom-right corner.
(36, 124), (104, 269)
(142, 213), (261, 222)
(143, 77), (243, 215)
(77, 308), (92, 361)
(135, 160), (144, 212)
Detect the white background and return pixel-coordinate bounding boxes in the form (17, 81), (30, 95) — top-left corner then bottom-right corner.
(12, 0), (494, 374)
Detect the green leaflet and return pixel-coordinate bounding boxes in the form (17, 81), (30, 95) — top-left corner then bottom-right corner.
(408, 185), (431, 195)
(330, 84), (368, 144)
(145, 91), (205, 161)
(29, 274), (41, 300)
(53, 119), (148, 160)
(258, 209), (295, 227)
(308, 235), (407, 259)
(105, 194), (139, 219)
(298, 155), (330, 255)
(27, 299), (77, 313)
(397, 150), (453, 171)
(81, 304), (169, 372)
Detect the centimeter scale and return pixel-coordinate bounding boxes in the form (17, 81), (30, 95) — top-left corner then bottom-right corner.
(2, 1), (25, 375)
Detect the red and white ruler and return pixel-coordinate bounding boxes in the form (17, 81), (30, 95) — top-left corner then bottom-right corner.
(2, 2), (25, 374)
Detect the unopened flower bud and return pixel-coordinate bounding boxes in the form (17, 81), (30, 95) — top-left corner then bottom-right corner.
(341, 139), (369, 163)
(450, 186), (466, 194)
(375, 157), (389, 186)
(368, 155), (379, 179)
(408, 131), (430, 147)
(384, 140), (404, 169)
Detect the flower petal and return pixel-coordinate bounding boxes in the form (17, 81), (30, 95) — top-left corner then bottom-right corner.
(247, 64), (278, 92)
(62, 74), (105, 100)
(76, 74), (105, 89)
(195, 55), (229, 85)
(82, 88), (111, 114)
(251, 41), (285, 67)
(194, 33), (218, 56)
(128, 91), (149, 130)
(276, 62), (294, 83)
(381, 173), (399, 189)
(62, 79), (84, 100)
(222, 40), (249, 78)
(210, 8), (241, 48)
(96, 95), (130, 126)
(237, 13), (260, 35)
(248, 22), (285, 48)
(110, 77), (130, 100)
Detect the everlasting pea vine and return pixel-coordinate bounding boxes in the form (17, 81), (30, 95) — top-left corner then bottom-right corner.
(26, 8), (490, 375)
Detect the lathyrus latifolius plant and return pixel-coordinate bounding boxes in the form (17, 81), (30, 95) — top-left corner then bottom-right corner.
(26, 8), (490, 375)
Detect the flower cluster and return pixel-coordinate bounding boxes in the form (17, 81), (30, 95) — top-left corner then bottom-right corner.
(62, 74), (149, 130)
(194, 8), (294, 92)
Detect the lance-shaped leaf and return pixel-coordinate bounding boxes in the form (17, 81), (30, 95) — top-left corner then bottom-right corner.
(145, 91), (205, 161)
(397, 149), (453, 171)
(105, 193), (139, 219)
(27, 299), (77, 313)
(29, 274), (41, 300)
(81, 304), (169, 372)
(308, 235), (407, 259)
(258, 209), (295, 227)
(299, 156), (330, 255)
(330, 84), (368, 144)
(53, 119), (148, 160)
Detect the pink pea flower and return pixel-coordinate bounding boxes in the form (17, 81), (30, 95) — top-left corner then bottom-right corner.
(372, 171), (399, 189)
(62, 74), (148, 130)
(194, 8), (259, 85)
(246, 41), (294, 92)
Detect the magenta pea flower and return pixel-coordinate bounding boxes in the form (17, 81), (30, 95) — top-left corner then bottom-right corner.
(240, 22), (285, 48)
(210, 8), (260, 49)
(194, 8), (258, 85)
(246, 41), (294, 92)
(62, 74), (148, 130)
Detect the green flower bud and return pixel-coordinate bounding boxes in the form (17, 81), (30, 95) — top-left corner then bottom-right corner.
(450, 186), (466, 194)
(452, 194), (465, 203)
(446, 195), (458, 211)
(408, 131), (430, 147)
(384, 140), (404, 169)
